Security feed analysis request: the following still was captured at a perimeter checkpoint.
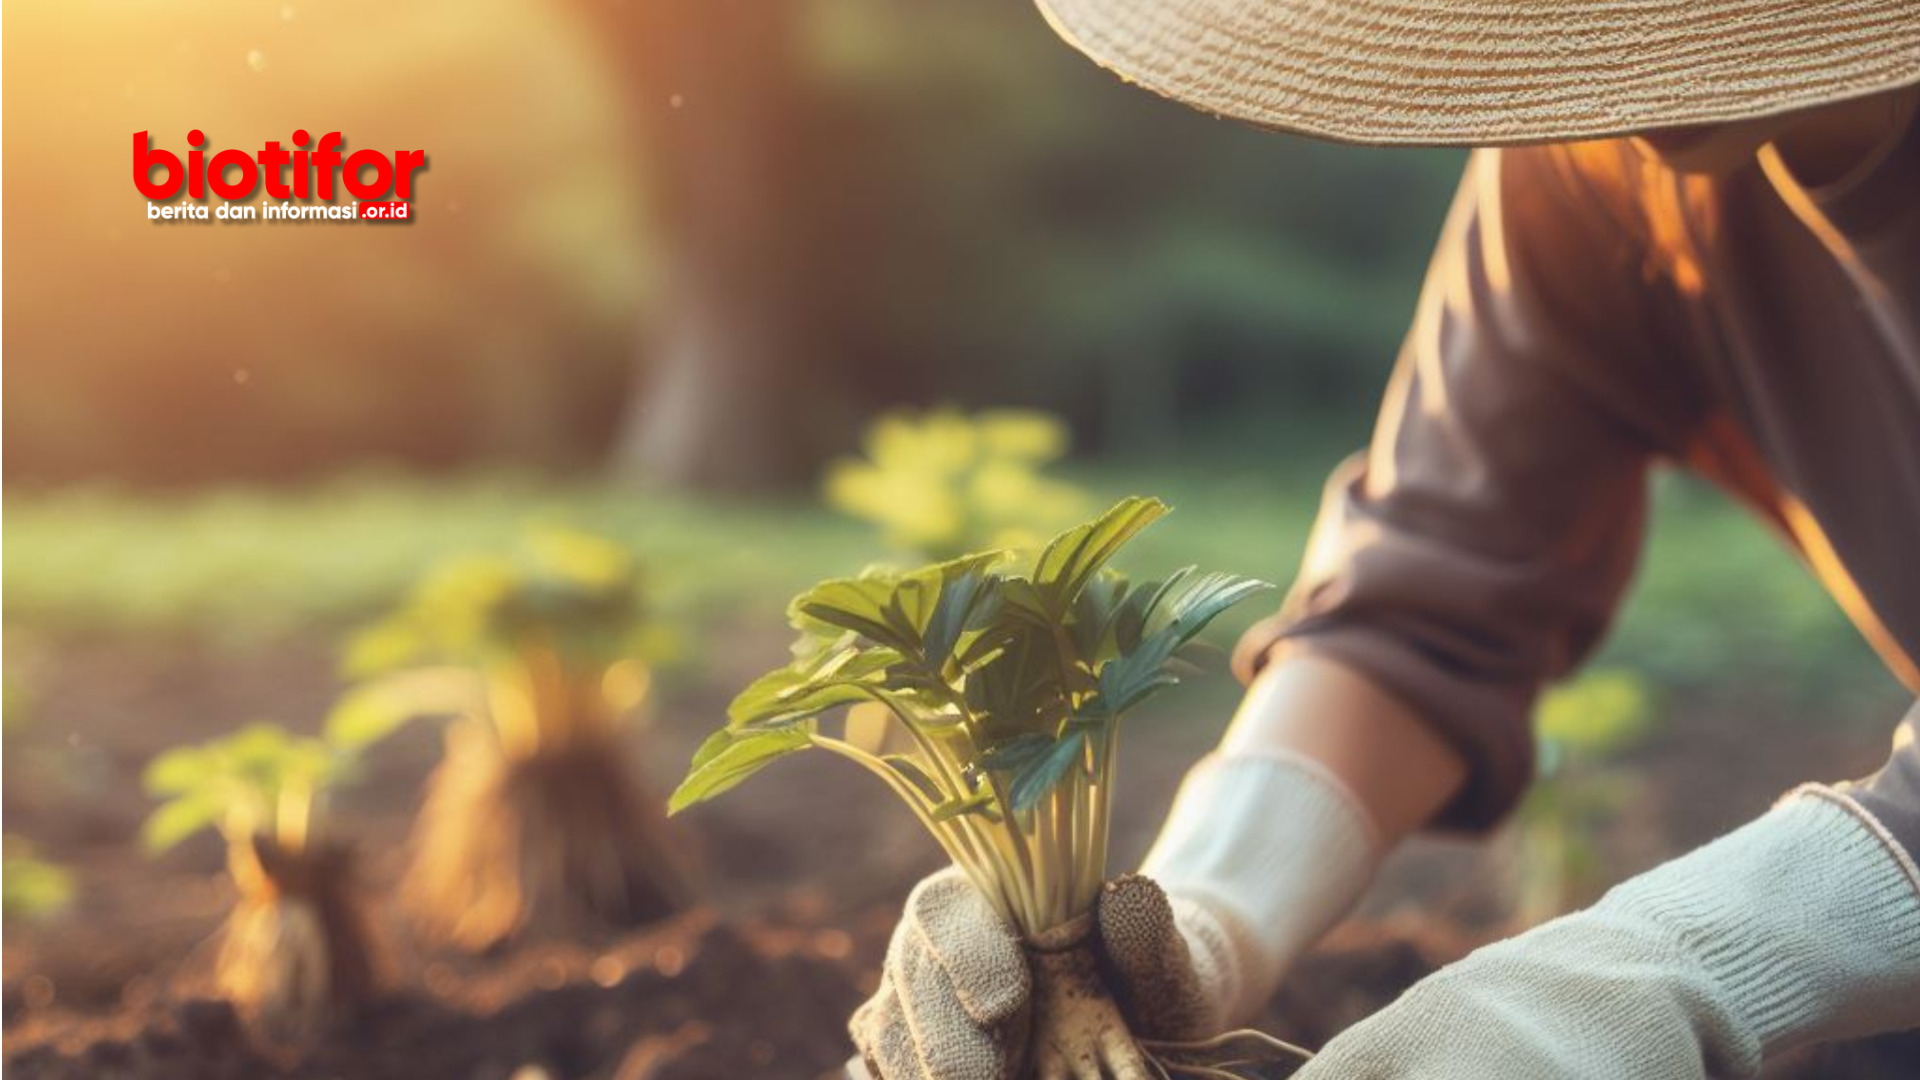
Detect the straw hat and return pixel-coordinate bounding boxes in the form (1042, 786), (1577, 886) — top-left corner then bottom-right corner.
(1034, 0), (1920, 146)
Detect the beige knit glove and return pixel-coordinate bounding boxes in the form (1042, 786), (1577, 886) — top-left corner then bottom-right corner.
(850, 867), (1233, 1080)
(850, 868), (1034, 1080)
(1137, 750), (1384, 1030)
(1297, 788), (1920, 1080)
(851, 750), (1379, 1079)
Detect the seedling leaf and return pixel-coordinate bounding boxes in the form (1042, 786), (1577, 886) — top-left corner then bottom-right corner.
(923, 566), (999, 671)
(978, 731), (1056, 773)
(1089, 570), (1273, 716)
(824, 408), (1089, 561)
(669, 726), (813, 814)
(324, 667), (486, 751)
(679, 495), (1271, 945)
(1145, 570), (1273, 648)
(796, 553), (1004, 660)
(1010, 731), (1086, 813)
(142, 792), (224, 854)
(1026, 496), (1169, 620)
(144, 745), (213, 795)
(728, 647), (902, 729)
(2, 841), (74, 922)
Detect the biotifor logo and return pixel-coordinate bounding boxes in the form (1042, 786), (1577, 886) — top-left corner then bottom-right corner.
(135, 130), (427, 222)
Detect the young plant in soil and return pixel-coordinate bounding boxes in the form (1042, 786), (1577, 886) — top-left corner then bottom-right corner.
(332, 528), (688, 951)
(3, 677), (74, 926)
(824, 408), (1090, 561)
(142, 721), (382, 1047)
(672, 496), (1302, 1079)
(2, 836), (73, 924)
(1515, 668), (1654, 925)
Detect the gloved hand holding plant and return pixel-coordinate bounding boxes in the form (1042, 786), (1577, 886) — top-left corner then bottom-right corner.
(671, 496), (1310, 1079)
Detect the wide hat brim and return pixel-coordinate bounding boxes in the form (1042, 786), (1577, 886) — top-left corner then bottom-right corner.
(1035, 0), (1920, 146)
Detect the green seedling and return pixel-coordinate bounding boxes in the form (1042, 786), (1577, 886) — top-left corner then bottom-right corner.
(333, 527), (687, 950)
(673, 497), (1301, 1078)
(3, 836), (74, 924)
(1515, 668), (1654, 925)
(825, 407), (1090, 561)
(4, 671), (76, 926)
(143, 721), (382, 1046)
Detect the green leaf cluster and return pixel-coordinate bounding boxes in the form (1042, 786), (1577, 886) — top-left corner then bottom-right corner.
(2, 837), (73, 923)
(1518, 668), (1657, 920)
(671, 496), (1270, 936)
(823, 408), (1090, 561)
(334, 527), (669, 760)
(1536, 668), (1654, 777)
(141, 721), (350, 855)
(344, 527), (654, 680)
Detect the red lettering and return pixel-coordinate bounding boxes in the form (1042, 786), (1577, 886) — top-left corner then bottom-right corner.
(133, 129), (425, 205)
(133, 131), (182, 199)
(292, 129), (312, 199)
(394, 150), (427, 199)
(313, 131), (344, 200)
(344, 148), (391, 200)
(208, 148), (258, 199)
(260, 141), (292, 199)
(187, 129), (207, 199)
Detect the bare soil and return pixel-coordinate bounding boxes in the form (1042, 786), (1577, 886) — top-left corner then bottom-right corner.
(4, 631), (1914, 1078)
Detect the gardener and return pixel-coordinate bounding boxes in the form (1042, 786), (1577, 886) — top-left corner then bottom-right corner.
(854, 3), (1920, 1078)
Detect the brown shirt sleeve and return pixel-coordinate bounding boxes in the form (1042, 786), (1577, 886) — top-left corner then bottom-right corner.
(1852, 703), (1920, 859)
(1235, 144), (1699, 831)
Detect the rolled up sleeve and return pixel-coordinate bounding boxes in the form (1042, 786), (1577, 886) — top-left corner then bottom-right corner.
(1235, 145), (1694, 831)
(1851, 704), (1920, 865)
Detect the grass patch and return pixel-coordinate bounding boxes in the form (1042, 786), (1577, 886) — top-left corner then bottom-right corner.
(2, 467), (1891, 702)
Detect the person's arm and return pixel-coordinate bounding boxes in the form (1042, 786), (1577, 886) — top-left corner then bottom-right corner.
(849, 141), (1700, 1076)
(1294, 778), (1920, 1080)
(1220, 654), (1466, 843)
(1292, 703), (1920, 1080)
(1236, 139), (1703, 831)
(1849, 704), (1920, 857)
(1124, 656), (1462, 1029)
(1132, 141), (1701, 1029)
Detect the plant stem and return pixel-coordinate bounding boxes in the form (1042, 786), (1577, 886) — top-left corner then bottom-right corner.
(1086, 727), (1117, 912)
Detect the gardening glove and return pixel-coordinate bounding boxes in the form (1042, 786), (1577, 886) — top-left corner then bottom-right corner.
(851, 867), (1034, 1080)
(1296, 785), (1920, 1080)
(1116, 749), (1384, 1036)
(851, 750), (1379, 1079)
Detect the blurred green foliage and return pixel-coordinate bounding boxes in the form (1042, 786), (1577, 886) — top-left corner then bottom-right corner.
(2, 838), (74, 923)
(4, 471), (1894, 705)
(344, 528), (662, 680)
(3, 473), (863, 636)
(1516, 669), (1656, 922)
(142, 721), (349, 854)
(1535, 669), (1654, 779)
(824, 408), (1089, 560)
(326, 526), (676, 768)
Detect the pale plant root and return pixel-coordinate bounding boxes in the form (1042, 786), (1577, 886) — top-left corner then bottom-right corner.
(1137, 1031), (1315, 1080)
(1023, 916), (1312, 1080)
(1025, 917), (1153, 1080)
(216, 834), (384, 1049)
(402, 720), (692, 951)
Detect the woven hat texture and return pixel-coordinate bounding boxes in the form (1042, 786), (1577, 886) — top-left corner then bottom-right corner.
(1036, 0), (1920, 145)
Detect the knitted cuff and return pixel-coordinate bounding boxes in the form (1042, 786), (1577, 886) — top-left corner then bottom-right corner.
(1604, 786), (1920, 1055)
(1141, 750), (1383, 1024)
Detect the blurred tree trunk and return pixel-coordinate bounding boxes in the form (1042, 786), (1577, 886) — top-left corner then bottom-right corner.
(573, 0), (830, 489)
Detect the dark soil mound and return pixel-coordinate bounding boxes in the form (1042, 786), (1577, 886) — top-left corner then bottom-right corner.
(4, 910), (865, 1080)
